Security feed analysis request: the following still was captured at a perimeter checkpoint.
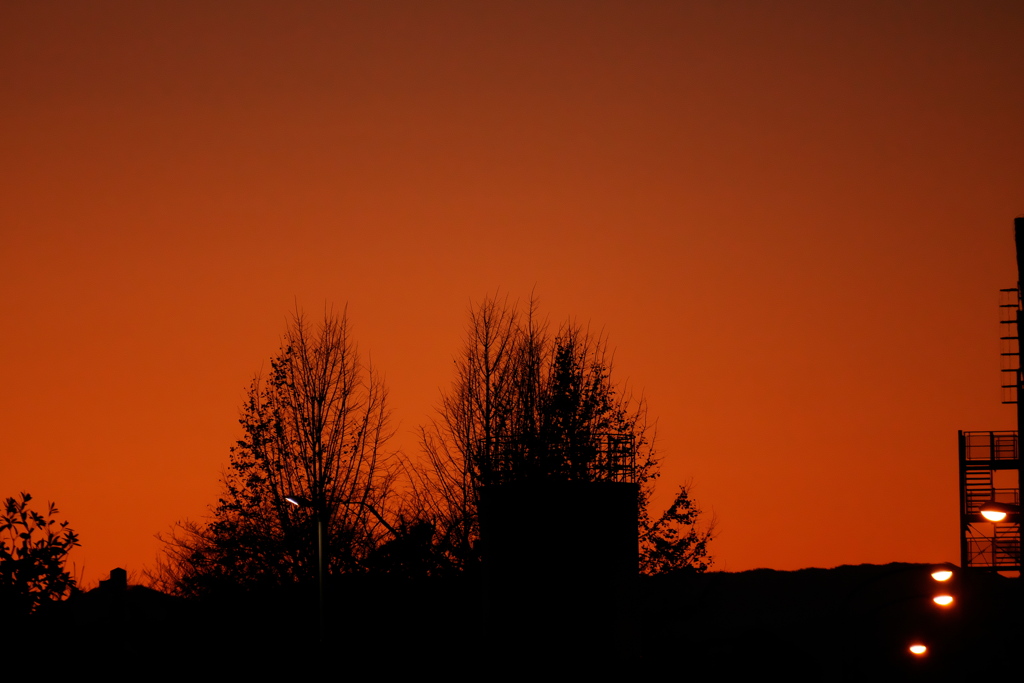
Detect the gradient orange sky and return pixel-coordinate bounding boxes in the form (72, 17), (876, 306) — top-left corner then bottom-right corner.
(2, 1), (1022, 586)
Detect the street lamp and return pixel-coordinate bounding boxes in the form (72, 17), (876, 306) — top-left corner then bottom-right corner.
(283, 494), (398, 642)
(286, 494), (326, 642)
(979, 500), (1019, 523)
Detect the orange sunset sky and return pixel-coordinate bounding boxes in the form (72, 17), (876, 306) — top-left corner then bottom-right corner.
(2, 1), (1022, 587)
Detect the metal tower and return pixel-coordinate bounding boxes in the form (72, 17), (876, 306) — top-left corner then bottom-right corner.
(958, 218), (1024, 573)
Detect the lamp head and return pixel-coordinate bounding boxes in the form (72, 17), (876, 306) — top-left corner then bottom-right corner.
(979, 500), (1018, 522)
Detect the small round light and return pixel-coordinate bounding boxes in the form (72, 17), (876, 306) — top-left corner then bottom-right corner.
(981, 509), (1008, 522)
(930, 569), (953, 582)
(933, 594), (954, 606)
(909, 644), (927, 656)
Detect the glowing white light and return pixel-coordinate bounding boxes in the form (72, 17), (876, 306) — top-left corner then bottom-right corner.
(909, 644), (927, 655)
(981, 509), (1008, 522)
(932, 595), (954, 606)
(930, 570), (953, 582)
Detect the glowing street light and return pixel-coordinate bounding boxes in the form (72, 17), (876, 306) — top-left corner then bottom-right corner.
(981, 509), (1006, 521)
(979, 500), (1017, 522)
(909, 644), (927, 656)
(929, 566), (956, 606)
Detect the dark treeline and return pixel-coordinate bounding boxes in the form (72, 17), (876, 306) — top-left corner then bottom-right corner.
(3, 296), (716, 672)
(148, 296), (714, 597)
(6, 302), (1021, 677)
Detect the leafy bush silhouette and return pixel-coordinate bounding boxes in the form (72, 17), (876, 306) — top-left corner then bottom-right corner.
(0, 492), (80, 615)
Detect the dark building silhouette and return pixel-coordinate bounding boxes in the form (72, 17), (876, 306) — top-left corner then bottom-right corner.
(477, 433), (640, 667)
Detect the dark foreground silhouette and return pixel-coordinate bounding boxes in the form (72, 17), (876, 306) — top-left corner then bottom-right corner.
(10, 562), (1019, 678)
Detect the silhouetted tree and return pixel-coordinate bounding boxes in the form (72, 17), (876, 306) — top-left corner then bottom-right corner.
(639, 485), (714, 574)
(415, 295), (714, 573)
(0, 492), (80, 615)
(413, 296), (521, 571)
(155, 310), (397, 596)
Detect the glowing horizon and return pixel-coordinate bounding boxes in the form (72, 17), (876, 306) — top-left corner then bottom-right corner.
(2, 1), (1022, 586)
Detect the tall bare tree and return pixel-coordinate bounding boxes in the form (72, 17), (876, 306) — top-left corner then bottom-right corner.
(414, 296), (524, 572)
(156, 309), (396, 595)
(416, 295), (714, 574)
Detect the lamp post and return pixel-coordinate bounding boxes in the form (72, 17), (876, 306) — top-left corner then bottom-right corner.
(284, 495), (398, 642)
(285, 494), (326, 642)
